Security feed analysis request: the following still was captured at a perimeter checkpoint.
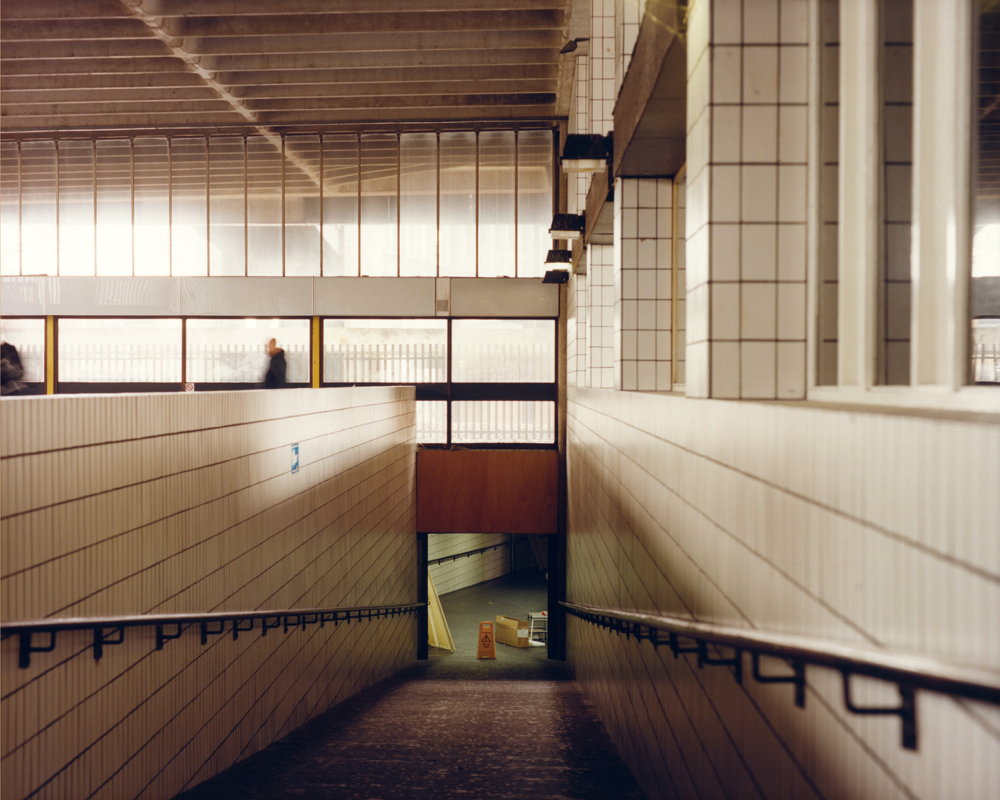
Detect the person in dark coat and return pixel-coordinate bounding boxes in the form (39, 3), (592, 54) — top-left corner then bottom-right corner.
(1, 341), (25, 395)
(263, 338), (287, 388)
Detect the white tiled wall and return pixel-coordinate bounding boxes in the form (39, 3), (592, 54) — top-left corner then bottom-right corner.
(428, 533), (510, 595)
(567, 386), (1000, 800)
(687, 0), (809, 399)
(587, 244), (616, 388)
(0, 387), (418, 800)
(615, 177), (674, 391)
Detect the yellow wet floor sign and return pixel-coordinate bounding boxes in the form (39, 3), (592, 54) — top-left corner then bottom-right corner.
(476, 621), (496, 660)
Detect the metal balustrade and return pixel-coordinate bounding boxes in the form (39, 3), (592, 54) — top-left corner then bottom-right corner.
(1, 602), (425, 669)
(562, 600), (1000, 751)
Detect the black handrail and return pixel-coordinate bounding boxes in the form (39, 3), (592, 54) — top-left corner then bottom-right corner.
(562, 600), (1000, 751)
(1, 602), (425, 669)
(428, 541), (509, 566)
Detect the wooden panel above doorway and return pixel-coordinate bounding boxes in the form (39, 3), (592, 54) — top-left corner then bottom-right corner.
(416, 449), (558, 534)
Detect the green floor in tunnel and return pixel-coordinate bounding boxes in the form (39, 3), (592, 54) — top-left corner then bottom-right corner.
(174, 569), (647, 800)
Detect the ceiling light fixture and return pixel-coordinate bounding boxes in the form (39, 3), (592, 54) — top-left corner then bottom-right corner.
(549, 213), (585, 240)
(560, 133), (612, 173)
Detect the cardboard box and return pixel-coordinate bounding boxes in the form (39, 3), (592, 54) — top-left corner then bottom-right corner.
(494, 615), (530, 648)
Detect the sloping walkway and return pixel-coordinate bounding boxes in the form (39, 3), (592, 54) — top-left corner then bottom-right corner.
(175, 571), (647, 800)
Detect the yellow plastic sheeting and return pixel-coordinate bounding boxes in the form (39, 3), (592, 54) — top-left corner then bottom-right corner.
(427, 572), (455, 652)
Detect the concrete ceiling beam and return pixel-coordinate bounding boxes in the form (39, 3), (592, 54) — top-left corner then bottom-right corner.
(161, 10), (564, 38)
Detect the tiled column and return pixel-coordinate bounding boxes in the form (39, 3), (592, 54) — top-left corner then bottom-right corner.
(569, 51), (591, 215)
(588, 244), (615, 388)
(567, 272), (587, 387)
(615, 177), (674, 391)
(615, 0), (644, 94)
(686, 0), (809, 399)
(590, 0), (615, 135)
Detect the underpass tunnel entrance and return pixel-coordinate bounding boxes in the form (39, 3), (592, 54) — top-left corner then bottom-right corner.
(428, 534), (550, 661)
(416, 449), (563, 663)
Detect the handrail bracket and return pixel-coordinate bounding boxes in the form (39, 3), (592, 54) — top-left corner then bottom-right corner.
(842, 672), (917, 750)
(752, 652), (806, 708)
(19, 630), (56, 669)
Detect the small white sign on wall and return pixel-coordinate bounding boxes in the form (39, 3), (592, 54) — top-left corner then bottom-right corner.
(291, 443), (299, 474)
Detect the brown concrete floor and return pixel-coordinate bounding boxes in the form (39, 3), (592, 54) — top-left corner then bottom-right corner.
(174, 570), (647, 800)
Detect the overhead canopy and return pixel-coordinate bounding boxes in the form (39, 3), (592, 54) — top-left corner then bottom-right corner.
(0, 0), (575, 136)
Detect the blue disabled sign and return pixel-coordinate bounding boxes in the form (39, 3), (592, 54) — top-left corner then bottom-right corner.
(291, 443), (299, 474)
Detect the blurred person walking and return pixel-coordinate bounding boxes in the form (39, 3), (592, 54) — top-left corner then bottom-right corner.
(1, 341), (25, 395)
(262, 338), (287, 389)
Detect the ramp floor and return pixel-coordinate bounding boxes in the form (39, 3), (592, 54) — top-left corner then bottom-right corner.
(174, 570), (647, 799)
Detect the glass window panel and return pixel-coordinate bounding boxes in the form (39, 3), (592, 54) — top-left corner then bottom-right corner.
(440, 131), (476, 277)
(451, 400), (555, 444)
(134, 137), (170, 276)
(452, 319), (555, 382)
(187, 319), (310, 384)
(209, 136), (245, 276)
(674, 174), (686, 384)
(19, 141), (58, 276)
(972, 3), (1000, 384)
(516, 129), (554, 278)
(58, 319), (181, 383)
(1, 142), (20, 275)
(323, 319), (447, 383)
(96, 139), (133, 276)
(247, 135), (283, 276)
(0, 318), (45, 383)
(172, 137), (208, 276)
(416, 401), (447, 443)
(360, 133), (398, 277)
(479, 131), (516, 278)
(400, 132), (438, 277)
(58, 140), (95, 276)
(878, 2), (912, 385)
(818, 6), (839, 384)
(322, 134), (359, 276)
(285, 134), (321, 277)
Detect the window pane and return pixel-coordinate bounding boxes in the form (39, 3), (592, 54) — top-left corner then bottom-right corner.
(0, 318), (45, 383)
(400, 132), (437, 277)
(172, 137), (208, 277)
(451, 401), (555, 444)
(322, 134), (359, 276)
(134, 137), (170, 276)
(360, 133), (398, 277)
(187, 319), (310, 384)
(416, 401), (447, 443)
(58, 140), (95, 276)
(96, 139), (133, 277)
(517, 130), (553, 278)
(209, 136), (245, 276)
(285, 134), (321, 277)
(1, 142), (20, 275)
(58, 319), (181, 382)
(479, 131), (516, 278)
(323, 319), (447, 383)
(440, 131), (476, 277)
(452, 319), (555, 382)
(972, 3), (1000, 384)
(879, 1), (912, 385)
(247, 135), (283, 276)
(818, 3), (840, 384)
(19, 142), (58, 276)
(674, 175), (686, 384)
